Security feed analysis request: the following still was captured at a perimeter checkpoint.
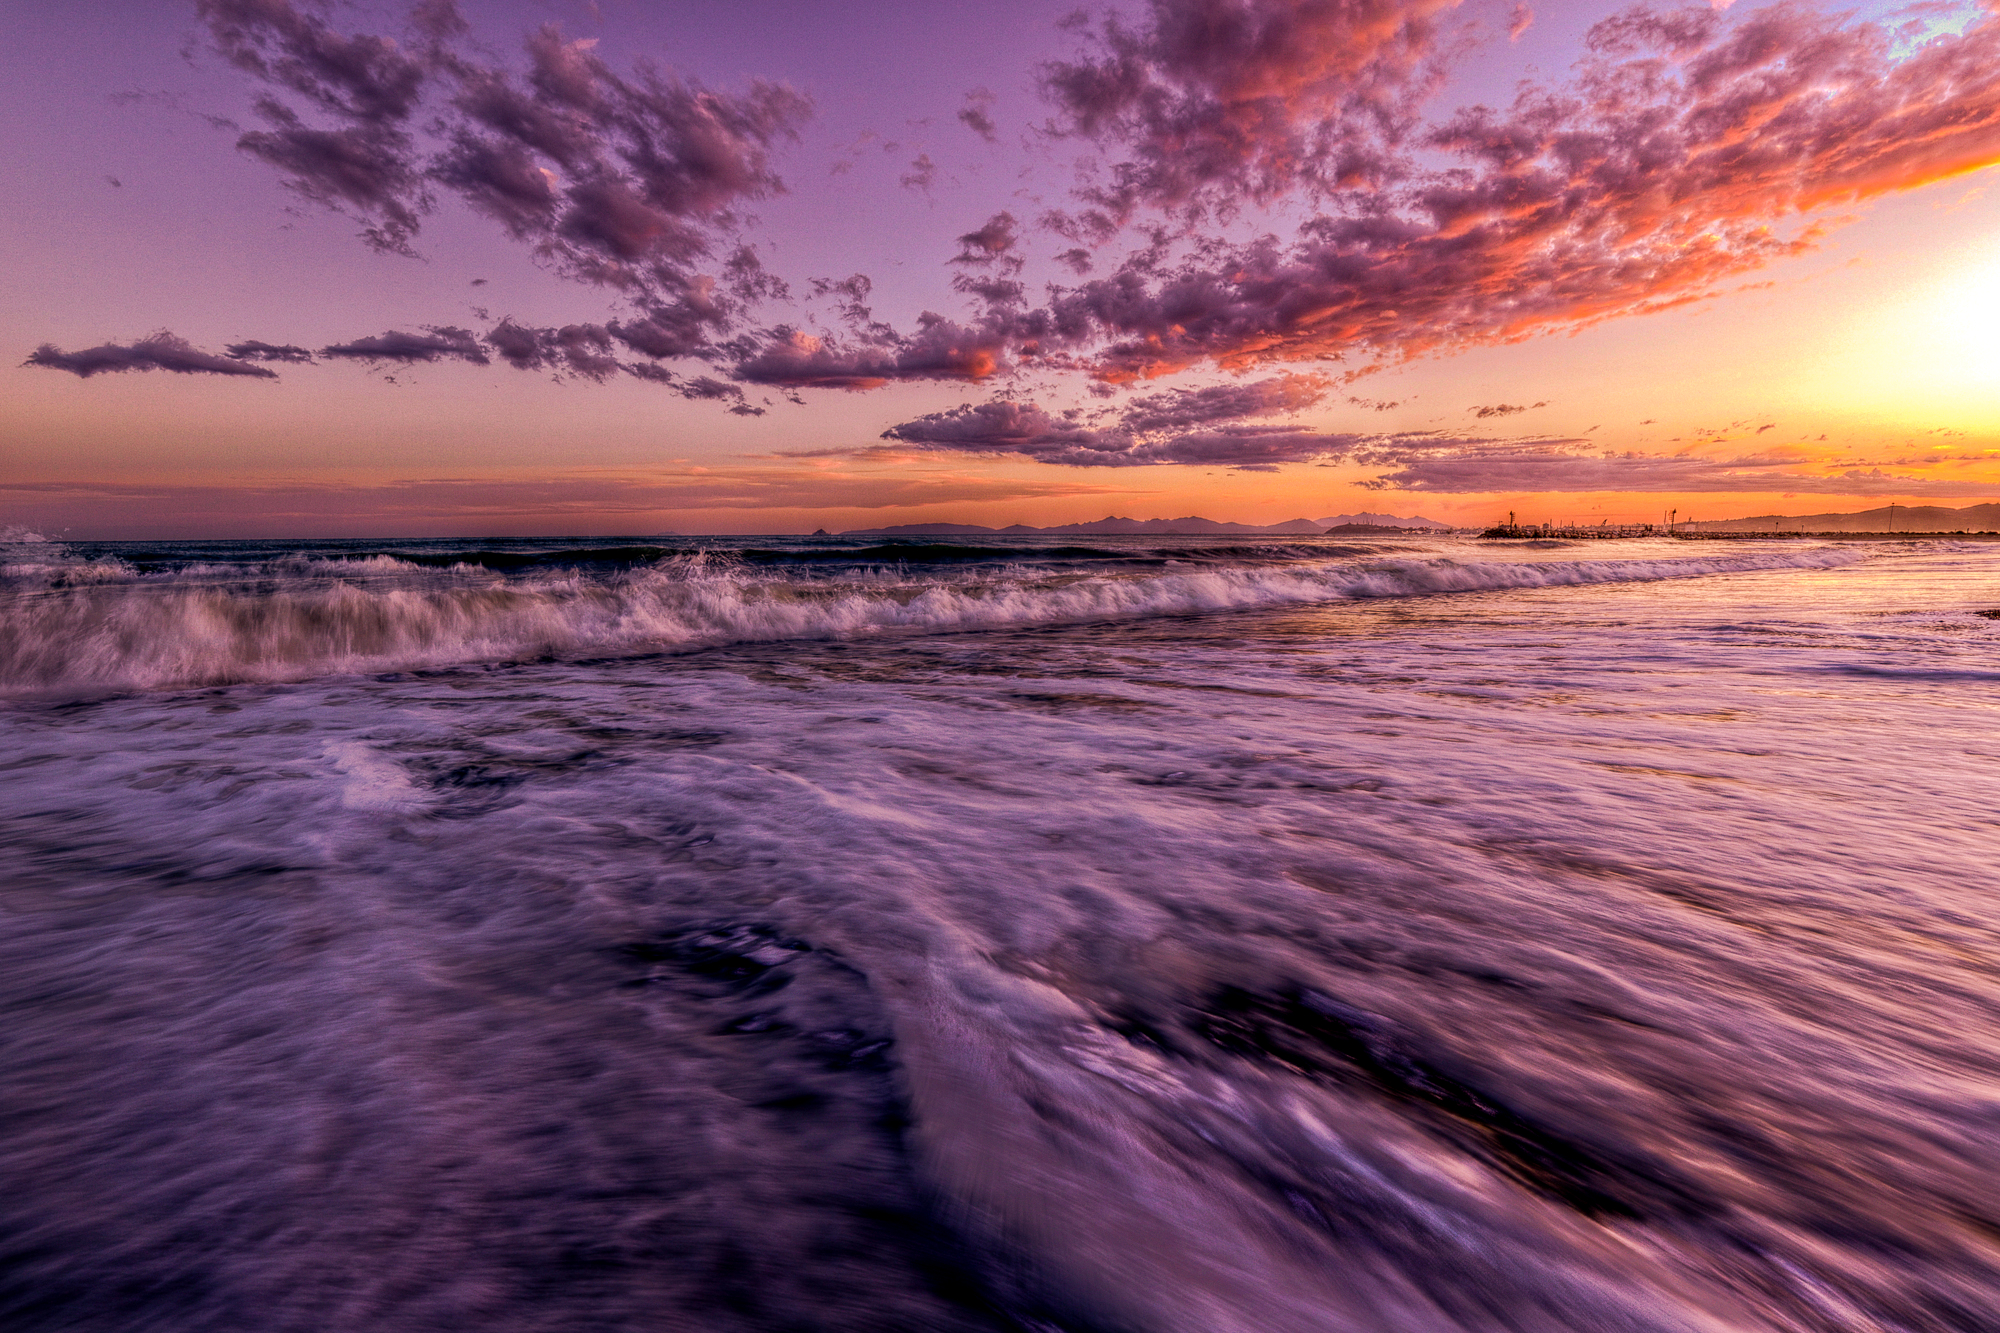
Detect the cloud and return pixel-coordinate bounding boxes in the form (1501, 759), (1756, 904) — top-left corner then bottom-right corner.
(484, 319), (618, 379)
(235, 110), (431, 254)
(958, 88), (999, 142)
(878, 382), (1999, 496)
(225, 340), (317, 363)
(900, 152), (938, 192)
(1508, 3), (1534, 41)
(319, 326), (490, 364)
(1118, 372), (1332, 433)
(128, 0), (2000, 439)
(198, 0), (428, 126)
(879, 398), (1354, 467)
(735, 316), (1007, 389)
(433, 25), (810, 304)
(1470, 401), (1547, 418)
(198, 0), (809, 348)
(198, 0), (436, 250)
(23, 331), (279, 379)
(1038, 0), (1460, 221)
(879, 371), (1341, 466)
(606, 286), (733, 360)
(622, 362), (765, 412)
(1025, 0), (2000, 383)
(952, 212), (1020, 263)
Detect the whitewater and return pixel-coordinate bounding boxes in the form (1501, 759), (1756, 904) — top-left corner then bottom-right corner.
(4, 530), (1999, 1332)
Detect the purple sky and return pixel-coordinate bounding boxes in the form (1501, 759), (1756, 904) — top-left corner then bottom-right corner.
(7, 0), (2000, 536)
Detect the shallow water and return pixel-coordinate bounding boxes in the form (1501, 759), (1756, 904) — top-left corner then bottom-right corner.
(4, 533), (2000, 1331)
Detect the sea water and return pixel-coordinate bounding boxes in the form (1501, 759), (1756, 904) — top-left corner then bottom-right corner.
(3, 530), (1998, 1332)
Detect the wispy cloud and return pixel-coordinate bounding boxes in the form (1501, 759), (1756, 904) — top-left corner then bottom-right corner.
(224, 340), (317, 364)
(318, 326), (491, 365)
(879, 372), (1340, 466)
(957, 87), (999, 143)
(24, 331), (279, 379)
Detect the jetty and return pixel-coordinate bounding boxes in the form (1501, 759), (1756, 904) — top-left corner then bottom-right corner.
(1480, 521), (1657, 539)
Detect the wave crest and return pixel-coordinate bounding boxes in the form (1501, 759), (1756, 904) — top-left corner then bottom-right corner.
(0, 546), (1867, 695)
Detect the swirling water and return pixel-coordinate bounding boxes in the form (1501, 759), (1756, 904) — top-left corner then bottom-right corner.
(4, 531), (2000, 1332)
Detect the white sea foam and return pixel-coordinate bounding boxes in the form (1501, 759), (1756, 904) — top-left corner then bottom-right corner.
(0, 542), (1869, 694)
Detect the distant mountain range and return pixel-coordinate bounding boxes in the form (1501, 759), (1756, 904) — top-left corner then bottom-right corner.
(1686, 502), (2000, 533)
(838, 512), (1450, 537)
(1315, 512), (1453, 530)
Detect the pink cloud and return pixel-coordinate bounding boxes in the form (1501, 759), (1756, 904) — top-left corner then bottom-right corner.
(1016, 0), (2000, 383)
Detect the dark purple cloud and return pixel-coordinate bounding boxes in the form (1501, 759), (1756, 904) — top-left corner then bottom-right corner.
(1119, 372), (1331, 434)
(198, 0), (435, 253)
(1471, 401), (1547, 419)
(953, 212), (1020, 264)
(198, 0), (428, 126)
(622, 363), (766, 413)
(319, 326), (489, 365)
(432, 24), (809, 316)
(24, 332), (279, 379)
(1038, 0), (1459, 222)
(736, 315), (1010, 389)
(197, 0), (809, 350)
(880, 372), (1339, 466)
(607, 289), (733, 361)
(235, 115), (430, 254)
(224, 340), (316, 363)
(484, 320), (618, 380)
(881, 397), (1360, 467)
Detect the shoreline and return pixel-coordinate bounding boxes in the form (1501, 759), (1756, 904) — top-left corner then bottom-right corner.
(1673, 530), (2000, 541)
(1481, 529), (2000, 541)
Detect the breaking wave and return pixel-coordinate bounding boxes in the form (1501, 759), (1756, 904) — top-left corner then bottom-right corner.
(0, 542), (1868, 695)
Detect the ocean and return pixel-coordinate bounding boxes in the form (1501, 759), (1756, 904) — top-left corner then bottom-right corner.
(3, 530), (1998, 1332)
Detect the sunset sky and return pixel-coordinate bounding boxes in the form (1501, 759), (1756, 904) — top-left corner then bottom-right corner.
(6, 0), (2000, 537)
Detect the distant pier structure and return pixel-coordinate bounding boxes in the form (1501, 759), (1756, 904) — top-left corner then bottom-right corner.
(1480, 515), (1657, 539)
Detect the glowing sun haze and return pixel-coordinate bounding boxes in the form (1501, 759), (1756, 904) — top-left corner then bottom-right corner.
(6, 0), (2000, 537)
